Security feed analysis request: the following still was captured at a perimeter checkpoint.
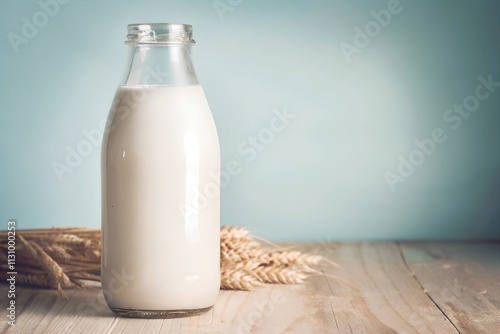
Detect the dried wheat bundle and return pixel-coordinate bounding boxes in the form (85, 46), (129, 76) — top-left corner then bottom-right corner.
(219, 226), (329, 290)
(0, 226), (330, 296)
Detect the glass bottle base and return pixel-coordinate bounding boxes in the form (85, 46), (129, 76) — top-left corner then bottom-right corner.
(110, 305), (214, 319)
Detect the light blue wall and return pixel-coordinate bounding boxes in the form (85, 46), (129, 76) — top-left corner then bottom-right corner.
(1, 0), (499, 241)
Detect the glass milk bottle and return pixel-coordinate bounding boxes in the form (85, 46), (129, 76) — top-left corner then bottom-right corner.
(101, 23), (220, 318)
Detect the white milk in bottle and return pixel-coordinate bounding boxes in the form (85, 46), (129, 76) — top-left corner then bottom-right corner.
(101, 23), (220, 318)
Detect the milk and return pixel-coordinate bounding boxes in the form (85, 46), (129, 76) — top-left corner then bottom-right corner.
(101, 84), (220, 312)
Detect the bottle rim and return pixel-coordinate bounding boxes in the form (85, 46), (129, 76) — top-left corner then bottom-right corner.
(126, 23), (195, 45)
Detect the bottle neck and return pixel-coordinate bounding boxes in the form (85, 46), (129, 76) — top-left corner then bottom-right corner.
(122, 45), (199, 87)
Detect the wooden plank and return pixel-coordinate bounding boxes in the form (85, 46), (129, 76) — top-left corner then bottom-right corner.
(317, 242), (459, 334)
(0, 287), (77, 334)
(33, 288), (116, 334)
(209, 280), (337, 333)
(400, 242), (500, 334)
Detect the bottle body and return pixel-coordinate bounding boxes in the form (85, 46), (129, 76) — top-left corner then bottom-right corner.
(101, 24), (220, 318)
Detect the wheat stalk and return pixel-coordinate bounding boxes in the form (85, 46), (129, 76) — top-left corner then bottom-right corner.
(0, 226), (329, 296)
(252, 265), (307, 284)
(220, 266), (262, 290)
(220, 225), (252, 241)
(2, 273), (52, 288)
(17, 236), (75, 299)
(257, 250), (322, 266)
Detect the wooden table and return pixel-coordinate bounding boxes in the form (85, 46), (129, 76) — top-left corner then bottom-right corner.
(1, 242), (499, 333)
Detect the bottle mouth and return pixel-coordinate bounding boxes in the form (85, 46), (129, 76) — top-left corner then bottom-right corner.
(126, 23), (195, 45)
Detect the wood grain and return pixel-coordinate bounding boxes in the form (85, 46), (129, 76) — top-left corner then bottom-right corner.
(317, 242), (458, 334)
(400, 242), (500, 334)
(1, 242), (499, 333)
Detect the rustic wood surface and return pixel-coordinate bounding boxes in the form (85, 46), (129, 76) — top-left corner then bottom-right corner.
(1, 242), (499, 333)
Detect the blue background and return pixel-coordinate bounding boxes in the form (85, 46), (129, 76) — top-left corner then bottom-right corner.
(1, 0), (499, 240)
